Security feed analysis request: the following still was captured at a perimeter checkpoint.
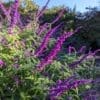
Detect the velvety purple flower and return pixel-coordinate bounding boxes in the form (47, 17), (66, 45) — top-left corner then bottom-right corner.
(0, 2), (11, 21)
(0, 36), (8, 45)
(67, 45), (86, 56)
(17, 12), (24, 30)
(8, 6), (11, 15)
(82, 89), (100, 100)
(0, 3), (7, 14)
(8, 0), (19, 33)
(74, 26), (82, 33)
(78, 46), (86, 54)
(13, 76), (20, 86)
(51, 8), (65, 24)
(13, 63), (19, 68)
(92, 49), (100, 56)
(36, 0), (50, 19)
(36, 8), (65, 36)
(37, 23), (49, 35)
(56, 76), (75, 86)
(34, 23), (62, 57)
(84, 96), (97, 100)
(69, 49), (100, 68)
(11, 1), (19, 24)
(37, 30), (76, 71)
(49, 77), (92, 99)
(68, 53), (90, 68)
(68, 46), (76, 55)
(0, 59), (4, 68)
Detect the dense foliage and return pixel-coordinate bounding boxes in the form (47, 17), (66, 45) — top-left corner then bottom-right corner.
(0, 0), (100, 99)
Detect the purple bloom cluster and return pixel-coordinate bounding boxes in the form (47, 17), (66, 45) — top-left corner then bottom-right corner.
(68, 46), (76, 55)
(0, 59), (4, 68)
(49, 77), (92, 99)
(34, 24), (62, 57)
(82, 89), (100, 100)
(37, 31), (76, 71)
(0, 0), (22, 34)
(8, 0), (19, 33)
(78, 46), (86, 54)
(68, 48), (100, 68)
(13, 75), (21, 86)
(0, 2), (11, 21)
(36, 8), (65, 36)
(51, 8), (65, 24)
(37, 23), (49, 35)
(68, 46), (86, 55)
(17, 12), (24, 30)
(36, 0), (50, 19)
(92, 49), (100, 56)
(68, 54), (89, 68)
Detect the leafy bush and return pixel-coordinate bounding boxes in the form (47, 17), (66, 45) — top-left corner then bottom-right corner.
(75, 7), (100, 50)
(0, 0), (99, 99)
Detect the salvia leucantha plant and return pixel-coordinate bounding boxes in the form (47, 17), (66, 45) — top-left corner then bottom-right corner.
(0, 0), (100, 99)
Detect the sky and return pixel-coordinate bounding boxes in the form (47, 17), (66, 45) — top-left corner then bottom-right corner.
(34, 0), (99, 12)
(4, 0), (99, 12)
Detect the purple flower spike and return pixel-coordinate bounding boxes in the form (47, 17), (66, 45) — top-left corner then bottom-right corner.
(92, 49), (100, 56)
(13, 63), (19, 69)
(37, 23), (49, 35)
(51, 8), (65, 24)
(17, 13), (24, 29)
(82, 89), (100, 100)
(68, 53), (90, 68)
(68, 46), (76, 55)
(13, 75), (20, 86)
(49, 77), (92, 99)
(37, 29), (77, 71)
(78, 46), (86, 54)
(0, 2), (11, 21)
(36, 0), (50, 19)
(34, 23), (62, 57)
(0, 59), (4, 68)
(8, 0), (20, 33)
